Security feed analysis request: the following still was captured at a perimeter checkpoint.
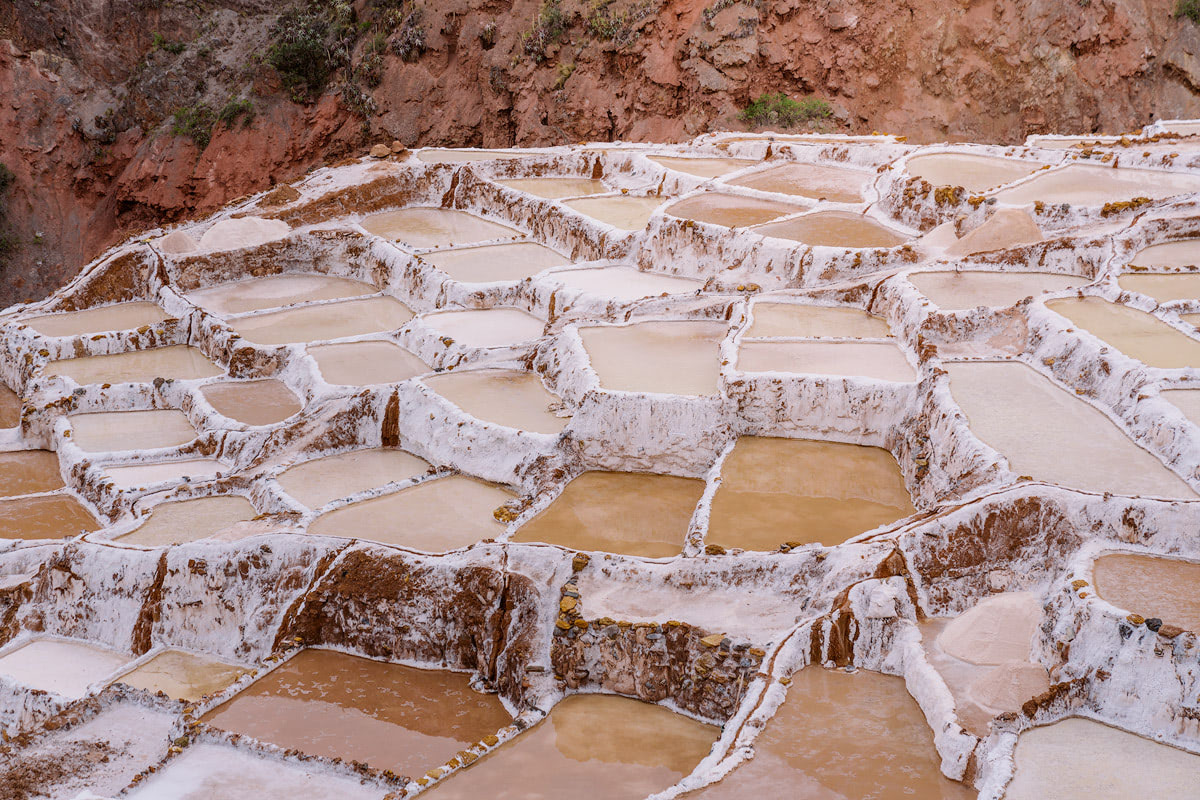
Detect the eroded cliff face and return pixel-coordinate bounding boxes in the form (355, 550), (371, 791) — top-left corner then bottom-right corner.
(2, 0), (1200, 307)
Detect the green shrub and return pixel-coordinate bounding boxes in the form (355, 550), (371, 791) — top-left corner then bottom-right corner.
(1177, 0), (1200, 22)
(588, 0), (656, 45)
(266, 7), (332, 102)
(171, 104), (215, 148)
(523, 0), (567, 63)
(217, 98), (255, 129)
(151, 31), (186, 54)
(0, 163), (13, 195)
(739, 93), (831, 129)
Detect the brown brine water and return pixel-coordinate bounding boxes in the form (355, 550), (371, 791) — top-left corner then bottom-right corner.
(754, 211), (909, 248)
(513, 471), (704, 557)
(22, 301), (171, 337)
(200, 379), (302, 425)
(102, 458), (226, 488)
(307, 340), (428, 385)
(423, 369), (569, 435)
(665, 193), (804, 228)
(909, 271), (1085, 310)
(0, 495), (99, 540)
(425, 242), (571, 283)
(649, 155), (758, 178)
(116, 496), (257, 547)
(421, 308), (545, 348)
(0, 382), (18, 427)
(115, 649), (251, 701)
(44, 346), (223, 385)
(1128, 240), (1200, 270)
(202, 649), (512, 775)
(185, 274), (377, 316)
(0, 639), (129, 699)
(564, 196), (664, 231)
(277, 448), (430, 509)
(1046, 297), (1200, 369)
(1093, 553), (1200, 632)
(992, 163), (1200, 205)
(727, 162), (869, 203)
(69, 409), (198, 452)
(746, 303), (890, 338)
(0, 450), (63, 497)
(496, 177), (609, 199)
(428, 693), (718, 800)
(549, 266), (703, 300)
(229, 296), (413, 345)
(905, 153), (1040, 192)
(1118, 272), (1200, 303)
(736, 340), (917, 382)
(579, 320), (727, 395)
(707, 438), (915, 550)
(361, 207), (518, 248)
(686, 668), (973, 799)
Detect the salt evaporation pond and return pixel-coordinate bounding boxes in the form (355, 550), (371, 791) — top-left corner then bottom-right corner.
(116, 496), (257, 547)
(427, 694), (718, 800)
(277, 448), (430, 509)
(707, 437), (915, 550)
(665, 193), (804, 228)
(945, 361), (1195, 497)
(991, 163), (1200, 205)
(124, 742), (388, 799)
(649, 155), (757, 178)
(726, 162), (869, 203)
(754, 211), (909, 248)
(909, 271), (1086, 310)
(1004, 717), (1200, 799)
(688, 667), (973, 799)
(564, 196), (664, 231)
(423, 369), (569, 434)
(308, 340), (428, 385)
(579, 320), (727, 395)
(1119, 272), (1200, 303)
(306, 475), (512, 551)
(0, 494), (98, 539)
(0, 382), (18, 427)
(103, 458), (226, 488)
(22, 301), (170, 337)
(497, 177), (609, 199)
(185, 273), (377, 316)
(417, 148), (528, 163)
(116, 649), (251, 701)
(0, 638), (128, 699)
(202, 649), (512, 775)
(200, 379), (302, 425)
(1045, 297), (1200, 369)
(1093, 553), (1200, 632)
(736, 340), (918, 381)
(745, 302), (890, 337)
(424, 242), (571, 282)
(229, 295), (413, 345)
(512, 471), (704, 557)
(1162, 387), (1200, 428)
(1128, 239), (1200, 270)
(0, 450), (63, 497)
(548, 266), (703, 300)
(905, 153), (1040, 192)
(69, 409), (198, 452)
(43, 345), (223, 384)
(361, 207), (518, 248)
(421, 308), (545, 348)
(196, 217), (289, 252)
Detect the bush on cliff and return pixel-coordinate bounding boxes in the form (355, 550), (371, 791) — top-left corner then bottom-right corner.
(1177, 0), (1200, 23)
(267, 6), (333, 102)
(739, 93), (832, 129)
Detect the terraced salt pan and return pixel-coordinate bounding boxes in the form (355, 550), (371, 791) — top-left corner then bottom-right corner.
(937, 592), (1040, 665)
(115, 496), (257, 547)
(0, 638), (128, 699)
(43, 345), (223, 385)
(564, 196), (664, 231)
(428, 694), (718, 800)
(21, 301), (170, 337)
(423, 369), (568, 434)
(1118, 273), (1200, 303)
(196, 217), (289, 252)
(689, 668), (973, 799)
(736, 340), (918, 382)
(726, 162), (869, 203)
(421, 308), (545, 348)
(308, 340), (428, 385)
(200, 379), (302, 425)
(125, 742), (388, 799)
(417, 148), (528, 163)
(361, 207), (518, 248)
(202, 649), (512, 775)
(944, 361), (1196, 497)
(1004, 718), (1200, 799)
(0, 382), (18, 427)
(115, 649), (251, 701)
(649, 155), (757, 178)
(754, 211), (909, 248)
(665, 193), (804, 228)
(1093, 553), (1200, 632)
(512, 471), (705, 557)
(707, 438), (915, 550)
(1128, 239), (1200, 269)
(745, 303), (890, 338)
(991, 163), (1200, 205)
(1045, 297), (1200, 369)
(306, 475), (512, 551)
(424, 242), (571, 282)
(277, 448), (430, 509)
(185, 274), (377, 316)
(1162, 388), (1200, 429)
(578, 320), (727, 395)
(548, 266), (703, 300)
(103, 458), (226, 488)
(229, 296), (414, 345)
(906, 153), (1041, 192)
(0, 450), (63, 496)
(496, 177), (609, 199)
(69, 409), (198, 452)
(909, 271), (1086, 310)
(0, 494), (99, 539)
